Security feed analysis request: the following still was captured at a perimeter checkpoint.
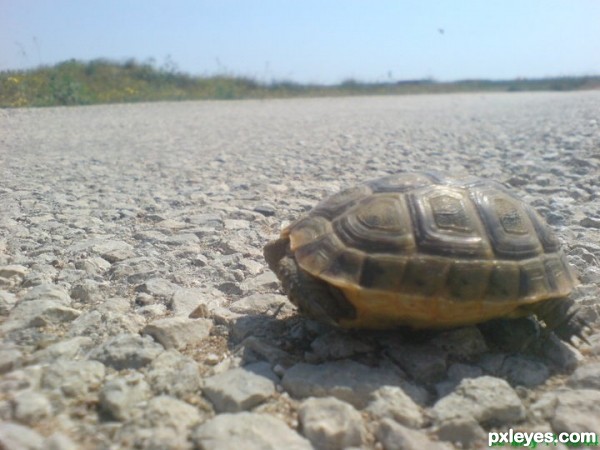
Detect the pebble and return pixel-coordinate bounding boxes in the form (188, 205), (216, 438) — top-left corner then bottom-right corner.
(0, 290), (17, 314)
(202, 362), (276, 412)
(88, 333), (164, 370)
(45, 433), (79, 450)
(498, 355), (550, 387)
(142, 316), (213, 350)
(99, 372), (152, 421)
(434, 417), (487, 448)
(70, 279), (104, 303)
(135, 277), (178, 298)
(169, 287), (221, 317)
(21, 283), (71, 304)
(114, 395), (204, 448)
(567, 363), (600, 389)
(0, 299), (81, 332)
(376, 418), (452, 450)
(387, 343), (447, 383)
(30, 336), (93, 363)
(191, 412), (313, 450)
(229, 292), (290, 315)
(0, 422), (45, 450)
(298, 396), (366, 449)
(308, 330), (375, 361)
(11, 390), (53, 424)
(41, 360), (106, 397)
(549, 389), (600, 432)
(0, 348), (23, 374)
(366, 385), (424, 427)
(282, 360), (403, 408)
(143, 349), (202, 398)
(91, 240), (135, 263)
(432, 376), (526, 425)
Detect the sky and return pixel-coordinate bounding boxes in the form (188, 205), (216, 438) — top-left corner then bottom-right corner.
(1, 0), (599, 84)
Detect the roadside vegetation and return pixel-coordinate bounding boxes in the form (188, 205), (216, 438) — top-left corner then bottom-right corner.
(1, 58), (599, 108)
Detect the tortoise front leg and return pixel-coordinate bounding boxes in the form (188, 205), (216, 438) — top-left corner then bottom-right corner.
(264, 237), (356, 326)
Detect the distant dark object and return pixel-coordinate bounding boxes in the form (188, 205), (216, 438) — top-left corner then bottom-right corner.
(438, 28), (445, 34)
(395, 79), (433, 86)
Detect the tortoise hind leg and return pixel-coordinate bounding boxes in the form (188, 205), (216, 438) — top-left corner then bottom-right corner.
(522, 297), (589, 344)
(264, 237), (356, 326)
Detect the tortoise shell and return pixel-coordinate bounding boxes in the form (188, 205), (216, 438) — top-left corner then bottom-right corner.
(267, 172), (578, 329)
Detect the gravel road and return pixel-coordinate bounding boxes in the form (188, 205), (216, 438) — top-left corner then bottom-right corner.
(1, 92), (600, 449)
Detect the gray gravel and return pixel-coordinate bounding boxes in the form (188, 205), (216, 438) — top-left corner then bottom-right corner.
(1, 92), (600, 449)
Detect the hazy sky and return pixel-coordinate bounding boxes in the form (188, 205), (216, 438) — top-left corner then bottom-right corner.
(2, 0), (599, 84)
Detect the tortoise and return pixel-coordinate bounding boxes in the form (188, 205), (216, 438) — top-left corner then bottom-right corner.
(264, 172), (587, 343)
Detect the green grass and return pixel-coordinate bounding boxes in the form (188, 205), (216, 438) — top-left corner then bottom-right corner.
(1, 58), (599, 108)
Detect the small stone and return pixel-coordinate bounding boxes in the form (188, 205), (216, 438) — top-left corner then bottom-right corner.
(540, 334), (583, 370)
(67, 309), (143, 340)
(216, 281), (243, 296)
(109, 256), (162, 283)
(376, 418), (452, 450)
(550, 389), (600, 433)
(432, 376), (526, 426)
(12, 390), (52, 424)
(230, 314), (274, 342)
(366, 386), (424, 428)
(44, 432), (79, 450)
(99, 373), (152, 421)
(567, 363), (600, 389)
(188, 213), (222, 227)
(0, 422), (45, 450)
(430, 326), (488, 358)
(30, 336), (93, 363)
(253, 205), (276, 216)
(202, 362), (276, 412)
(499, 355), (550, 387)
(88, 333), (164, 370)
(0, 299), (81, 332)
(170, 288), (223, 317)
(239, 271), (279, 292)
(239, 258), (264, 275)
(298, 397), (366, 450)
(308, 330), (374, 362)
(74, 256), (111, 275)
(224, 219), (250, 230)
(434, 417), (486, 448)
(447, 363), (484, 381)
(191, 254), (209, 267)
(70, 279), (104, 302)
(582, 265), (600, 284)
(0, 291), (17, 314)
(239, 336), (295, 367)
(165, 233), (200, 245)
(0, 264), (28, 280)
(580, 216), (600, 229)
(0, 348), (23, 374)
(92, 240), (135, 262)
(137, 395), (204, 431)
(23, 283), (71, 304)
(42, 360), (106, 397)
(143, 316), (212, 350)
(0, 368), (38, 393)
(387, 343), (447, 383)
(282, 360), (403, 408)
(229, 293), (290, 315)
(146, 350), (202, 398)
(191, 412), (312, 450)
(135, 277), (178, 298)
